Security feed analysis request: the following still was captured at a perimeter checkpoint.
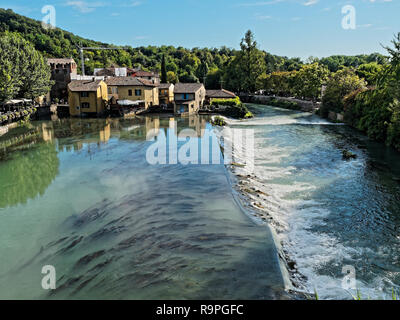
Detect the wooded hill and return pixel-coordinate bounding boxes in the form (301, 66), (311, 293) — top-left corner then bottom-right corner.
(0, 8), (388, 89)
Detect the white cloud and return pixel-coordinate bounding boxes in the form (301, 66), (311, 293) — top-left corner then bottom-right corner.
(65, 1), (107, 13)
(303, 0), (318, 6)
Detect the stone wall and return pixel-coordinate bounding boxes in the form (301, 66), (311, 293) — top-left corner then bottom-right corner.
(247, 95), (320, 113)
(0, 122), (19, 137)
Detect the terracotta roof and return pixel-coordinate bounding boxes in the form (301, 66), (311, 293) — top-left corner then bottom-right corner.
(206, 89), (236, 99)
(158, 83), (174, 89)
(68, 80), (103, 92)
(133, 70), (159, 77)
(105, 77), (157, 87)
(174, 83), (204, 94)
(47, 58), (76, 65)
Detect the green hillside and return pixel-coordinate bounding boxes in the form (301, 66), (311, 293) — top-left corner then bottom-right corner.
(0, 8), (388, 87)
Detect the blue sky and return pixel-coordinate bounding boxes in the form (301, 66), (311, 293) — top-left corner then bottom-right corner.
(1, 0), (400, 59)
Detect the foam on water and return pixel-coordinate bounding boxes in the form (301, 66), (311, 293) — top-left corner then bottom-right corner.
(227, 104), (400, 299)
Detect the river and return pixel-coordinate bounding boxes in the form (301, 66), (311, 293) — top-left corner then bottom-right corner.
(1, 106), (400, 300)
(227, 104), (400, 300)
(0, 115), (285, 300)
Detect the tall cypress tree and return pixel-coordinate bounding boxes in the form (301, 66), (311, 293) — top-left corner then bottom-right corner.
(238, 30), (266, 93)
(161, 54), (167, 83)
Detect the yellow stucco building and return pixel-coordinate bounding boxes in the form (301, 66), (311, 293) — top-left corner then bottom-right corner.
(105, 77), (159, 109)
(68, 80), (108, 117)
(158, 83), (175, 106)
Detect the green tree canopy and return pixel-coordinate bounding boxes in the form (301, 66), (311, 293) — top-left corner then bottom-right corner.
(161, 54), (167, 83)
(223, 30), (266, 93)
(292, 63), (330, 101)
(0, 31), (53, 101)
(322, 68), (367, 115)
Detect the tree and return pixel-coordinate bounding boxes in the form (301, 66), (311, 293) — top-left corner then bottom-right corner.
(263, 71), (297, 97)
(382, 32), (400, 98)
(292, 63), (330, 101)
(179, 71), (199, 83)
(321, 68), (366, 115)
(233, 30), (266, 93)
(223, 56), (245, 93)
(205, 67), (223, 89)
(197, 61), (209, 84)
(161, 54), (167, 83)
(0, 31), (52, 101)
(356, 62), (383, 85)
(387, 99), (400, 151)
(167, 71), (178, 84)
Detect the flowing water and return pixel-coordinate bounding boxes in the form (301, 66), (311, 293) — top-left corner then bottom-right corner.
(0, 115), (285, 300)
(227, 104), (400, 300)
(2, 106), (400, 300)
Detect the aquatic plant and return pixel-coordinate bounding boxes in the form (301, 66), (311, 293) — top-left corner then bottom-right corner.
(211, 116), (227, 127)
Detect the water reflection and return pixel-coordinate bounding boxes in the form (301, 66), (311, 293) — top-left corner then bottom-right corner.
(0, 114), (284, 300)
(0, 124), (59, 209)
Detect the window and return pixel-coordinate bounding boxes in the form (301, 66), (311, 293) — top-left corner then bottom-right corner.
(112, 87), (118, 94)
(108, 87), (112, 94)
(81, 92), (89, 97)
(128, 89), (133, 96)
(135, 89), (142, 96)
(81, 102), (90, 109)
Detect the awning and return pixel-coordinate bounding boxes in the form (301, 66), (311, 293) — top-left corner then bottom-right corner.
(117, 100), (145, 106)
(176, 100), (195, 105)
(4, 99), (24, 105)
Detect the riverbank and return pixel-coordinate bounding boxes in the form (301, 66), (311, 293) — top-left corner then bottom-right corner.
(242, 95), (320, 113)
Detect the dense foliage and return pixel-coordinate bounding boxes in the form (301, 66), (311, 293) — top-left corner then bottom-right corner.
(210, 97), (242, 108)
(210, 116), (227, 127)
(211, 97), (253, 119)
(319, 54), (388, 72)
(0, 31), (53, 101)
(340, 34), (400, 151)
(263, 98), (301, 110)
(320, 68), (367, 116)
(0, 8), (237, 87)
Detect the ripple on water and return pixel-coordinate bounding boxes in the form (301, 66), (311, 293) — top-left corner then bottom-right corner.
(228, 104), (400, 299)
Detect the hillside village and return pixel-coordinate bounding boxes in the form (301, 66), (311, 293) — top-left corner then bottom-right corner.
(46, 58), (238, 118)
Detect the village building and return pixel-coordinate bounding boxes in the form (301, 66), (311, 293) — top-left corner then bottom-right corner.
(174, 83), (206, 116)
(158, 83), (175, 107)
(205, 89), (237, 104)
(105, 77), (159, 109)
(47, 58), (78, 102)
(67, 80), (108, 117)
(128, 69), (160, 84)
(94, 67), (127, 77)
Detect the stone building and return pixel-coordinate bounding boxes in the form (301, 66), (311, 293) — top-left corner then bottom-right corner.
(47, 58), (78, 102)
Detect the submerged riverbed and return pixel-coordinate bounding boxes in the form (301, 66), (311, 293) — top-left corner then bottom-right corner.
(227, 104), (400, 299)
(0, 115), (285, 300)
